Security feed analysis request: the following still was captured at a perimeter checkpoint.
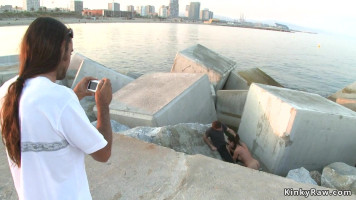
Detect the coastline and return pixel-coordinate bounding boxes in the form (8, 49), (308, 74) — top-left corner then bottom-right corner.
(0, 17), (307, 34)
(0, 17), (196, 27)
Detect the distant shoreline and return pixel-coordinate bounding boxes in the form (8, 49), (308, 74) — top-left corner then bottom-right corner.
(0, 17), (314, 34)
(0, 17), (182, 27)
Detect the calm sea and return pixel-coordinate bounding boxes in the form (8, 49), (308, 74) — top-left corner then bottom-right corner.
(1, 23), (356, 97)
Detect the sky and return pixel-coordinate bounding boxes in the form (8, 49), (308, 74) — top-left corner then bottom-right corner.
(1, 0), (356, 37)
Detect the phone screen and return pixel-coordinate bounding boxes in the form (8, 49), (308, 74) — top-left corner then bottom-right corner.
(88, 80), (99, 92)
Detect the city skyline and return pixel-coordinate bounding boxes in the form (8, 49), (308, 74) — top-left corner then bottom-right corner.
(1, 0), (355, 38)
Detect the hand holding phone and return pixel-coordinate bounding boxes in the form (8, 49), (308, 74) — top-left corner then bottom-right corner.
(87, 80), (100, 92)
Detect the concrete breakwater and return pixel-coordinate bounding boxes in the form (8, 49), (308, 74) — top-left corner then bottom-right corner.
(1, 44), (356, 198)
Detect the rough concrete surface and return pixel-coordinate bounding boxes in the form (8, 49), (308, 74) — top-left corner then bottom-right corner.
(238, 83), (356, 176)
(2, 134), (354, 199)
(71, 57), (134, 93)
(171, 44), (236, 91)
(107, 73), (217, 127)
(216, 90), (248, 130)
(223, 67), (282, 90)
(328, 81), (356, 112)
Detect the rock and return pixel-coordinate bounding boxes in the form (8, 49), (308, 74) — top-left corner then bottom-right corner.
(321, 162), (356, 194)
(286, 167), (317, 185)
(309, 170), (322, 186)
(80, 96), (96, 122)
(120, 123), (221, 160)
(91, 120), (130, 133)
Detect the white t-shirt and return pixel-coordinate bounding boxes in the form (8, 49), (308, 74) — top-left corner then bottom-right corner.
(0, 76), (107, 200)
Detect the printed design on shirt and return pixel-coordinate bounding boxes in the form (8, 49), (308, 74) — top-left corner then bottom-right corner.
(21, 140), (69, 152)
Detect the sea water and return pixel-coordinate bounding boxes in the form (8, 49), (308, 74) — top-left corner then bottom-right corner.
(1, 22), (356, 97)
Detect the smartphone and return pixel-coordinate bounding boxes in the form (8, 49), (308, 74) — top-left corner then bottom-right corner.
(87, 80), (100, 92)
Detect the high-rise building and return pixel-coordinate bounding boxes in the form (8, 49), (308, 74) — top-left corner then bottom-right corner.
(136, 6), (141, 15)
(108, 2), (120, 11)
(169, 0), (179, 18)
(70, 0), (83, 13)
(159, 5), (168, 18)
(188, 2), (200, 20)
(127, 5), (134, 12)
(23, 0), (40, 11)
(185, 5), (189, 17)
(200, 8), (213, 21)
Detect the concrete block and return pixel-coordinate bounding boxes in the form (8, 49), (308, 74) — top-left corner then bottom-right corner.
(0, 55), (18, 67)
(71, 57), (134, 93)
(0, 55), (19, 86)
(224, 68), (282, 90)
(238, 83), (356, 176)
(62, 53), (86, 88)
(106, 73), (217, 128)
(0, 65), (18, 86)
(71, 57), (134, 122)
(216, 90), (248, 130)
(328, 81), (356, 112)
(171, 44), (236, 91)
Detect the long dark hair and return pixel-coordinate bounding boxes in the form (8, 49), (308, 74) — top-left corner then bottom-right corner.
(228, 134), (241, 150)
(0, 17), (73, 167)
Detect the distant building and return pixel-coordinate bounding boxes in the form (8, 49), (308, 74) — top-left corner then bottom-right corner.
(82, 9), (123, 18)
(23, 0), (40, 11)
(140, 5), (155, 16)
(82, 9), (104, 17)
(147, 5), (155, 15)
(108, 2), (120, 11)
(127, 5), (134, 12)
(136, 6), (141, 16)
(0, 5), (12, 12)
(121, 11), (134, 19)
(169, 0), (179, 18)
(159, 5), (168, 18)
(70, 0), (83, 13)
(188, 2), (200, 20)
(185, 5), (189, 17)
(200, 8), (213, 21)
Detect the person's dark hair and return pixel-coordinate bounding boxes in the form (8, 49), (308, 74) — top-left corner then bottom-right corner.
(228, 134), (241, 149)
(212, 121), (222, 129)
(0, 17), (73, 167)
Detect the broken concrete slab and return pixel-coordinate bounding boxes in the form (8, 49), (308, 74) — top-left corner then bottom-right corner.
(105, 73), (217, 128)
(216, 90), (248, 130)
(71, 57), (134, 92)
(1, 131), (352, 199)
(171, 44), (236, 91)
(0, 65), (18, 86)
(328, 81), (356, 112)
(62, 53), (86, 88)
(238, 83), (356, 176)
(70, 57), (134, 121)
(0, 55), (18, 67)
(223, 68), (282, 90)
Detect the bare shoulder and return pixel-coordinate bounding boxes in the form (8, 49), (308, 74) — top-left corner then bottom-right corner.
(241, 142), (248, 148)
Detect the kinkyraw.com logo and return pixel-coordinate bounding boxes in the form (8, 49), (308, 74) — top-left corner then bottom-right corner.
(284, 188), (352, 198)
